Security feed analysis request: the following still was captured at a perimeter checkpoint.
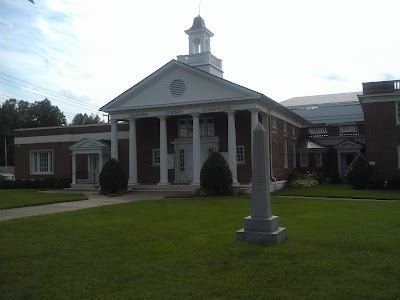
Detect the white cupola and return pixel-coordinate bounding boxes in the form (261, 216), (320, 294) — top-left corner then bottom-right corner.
(177, 16), (223, 78)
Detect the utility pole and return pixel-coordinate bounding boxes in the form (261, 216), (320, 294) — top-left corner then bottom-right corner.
(0, 132), (13, 167)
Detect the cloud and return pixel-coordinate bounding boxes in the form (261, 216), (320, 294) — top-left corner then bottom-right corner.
(324, 74), (345, 81)
(380, 73), (400, 81)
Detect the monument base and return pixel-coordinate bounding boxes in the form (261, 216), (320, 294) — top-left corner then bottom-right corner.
(236, 215), (286, 244)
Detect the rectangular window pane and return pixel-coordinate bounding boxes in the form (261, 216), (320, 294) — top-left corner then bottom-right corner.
(236, 146), (245, 163)
(188, 120), (193, 137)
(179, 149), (185, 172)
(31, 151), (52, 174)
(200, 119), (206, 136)
(178, 120), (186, 137)
(316, 153), (322, 167)
(153, 149), (160, 165)
(300, 153), (308, 167)
(207, 118), (215, 136)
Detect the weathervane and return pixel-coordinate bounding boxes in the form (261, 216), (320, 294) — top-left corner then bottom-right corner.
(199, 0), (202, 15)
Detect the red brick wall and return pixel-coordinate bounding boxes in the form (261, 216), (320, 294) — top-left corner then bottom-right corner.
(363, 101), (400, 178)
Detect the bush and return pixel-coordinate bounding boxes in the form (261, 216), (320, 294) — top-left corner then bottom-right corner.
(99, 159), (128, 195)
(368, 176), (385, 190)
(346, 153), (371, 189)
(387, 173), (400, 190)
(200, 152), (232, 196)
(287, 179), (319, 189)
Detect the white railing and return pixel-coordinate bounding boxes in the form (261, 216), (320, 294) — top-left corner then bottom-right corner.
(308, 127), (327, 137)
(339, 125), (358, 136)
(395, 81), (400, 90)
(177, 52), (222, 69)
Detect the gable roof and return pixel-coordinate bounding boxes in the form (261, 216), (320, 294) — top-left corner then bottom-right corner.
(100, 60), (262, 112)
(334, 139), (364, 150)
(297, 139), (328, 151)
(69, 138), (110, 151)
(100, 60), (309, 125)
(281, 92), (361, 108)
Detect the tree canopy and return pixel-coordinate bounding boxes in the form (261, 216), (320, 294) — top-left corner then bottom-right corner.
(71, 113), (102, 125)
(0, 98), (66, 134)
(0, 98), (67, 166)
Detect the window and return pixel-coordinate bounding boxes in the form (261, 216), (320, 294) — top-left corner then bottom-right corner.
(152, 149), (160, 165)
(284, 140), (288, 169)
(236, 146), (245, 163)
(293, 142), (296, 168)
(292, 125), (296, 136)
(31, 150), (53, 174)
(300, 153), (308, 167)
(179, 149), (185, 172)
(396, 102), (400, 125)
(315, 153), (322, 167)
(283, 122), (287, 133)
(179, 117), (214, 137)
(272, 116), (277, 129)
(208, 147), (218, 156)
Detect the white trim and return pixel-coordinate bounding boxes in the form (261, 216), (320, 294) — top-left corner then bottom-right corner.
(398, 145), (400, 169)
(15, 131), (129, 145)
(30, 149), (54, 175)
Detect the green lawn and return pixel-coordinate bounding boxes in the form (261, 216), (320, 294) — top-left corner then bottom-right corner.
(1, 196), (399, 299)
(273, 184), (400, 200)
(0, 190), (88, 209)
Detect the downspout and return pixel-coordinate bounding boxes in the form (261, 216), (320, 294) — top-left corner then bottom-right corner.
(269, 111), (277, 191)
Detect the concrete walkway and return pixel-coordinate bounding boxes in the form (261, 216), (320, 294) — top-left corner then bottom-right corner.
(0, 191), (176, 222)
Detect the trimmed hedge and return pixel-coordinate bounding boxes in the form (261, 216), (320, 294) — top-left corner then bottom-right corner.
(99, 159), (128, 195)
(0, 178), (71, 189)
(200, 152), (233, 196)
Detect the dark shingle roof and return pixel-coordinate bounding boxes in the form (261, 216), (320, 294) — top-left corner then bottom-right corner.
(281, 92), (360, 107)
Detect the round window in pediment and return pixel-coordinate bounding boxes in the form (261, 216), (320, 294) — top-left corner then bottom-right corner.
(170, 79), (185, 97)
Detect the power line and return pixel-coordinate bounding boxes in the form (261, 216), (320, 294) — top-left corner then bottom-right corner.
(0, 81), (101, 114)
(0, 72), (100, 109)
(0, 77), (97, 110)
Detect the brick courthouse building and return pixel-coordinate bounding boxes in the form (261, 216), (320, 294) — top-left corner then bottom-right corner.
(14, 16), (308, 188)
(13, 17), (400, 187)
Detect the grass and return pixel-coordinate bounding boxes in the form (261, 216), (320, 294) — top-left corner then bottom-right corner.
(0, 190), (88, 209)
(273, 184), (400, 200)
(1, 196), (400, 299)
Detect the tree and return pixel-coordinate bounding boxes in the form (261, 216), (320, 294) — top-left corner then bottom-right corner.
(99, 159), (128, 195)
(71, 113), (101, 125)
(200, 152), (233, 196)
(0, 98), (66, 166)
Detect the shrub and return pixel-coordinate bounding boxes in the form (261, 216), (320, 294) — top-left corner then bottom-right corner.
(200, 152), (232, 196)
(287, 178), (319, 189)
(368, 175), (385, 190)
(387, 173), (400, 190)
(346, 153), (371, 189)
(287, 171), (301, 182)
(99, 159), (128, 195)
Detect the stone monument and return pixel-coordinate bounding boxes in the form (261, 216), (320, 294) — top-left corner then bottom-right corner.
(236, 122), (286, 244)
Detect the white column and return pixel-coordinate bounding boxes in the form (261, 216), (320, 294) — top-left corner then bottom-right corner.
(72, 153), (76, 185)
(227, 111), (239, 185)
(129, 118), (138, 185)
(98, 152), (103, 174)
(191, 113), (201, 185)
(111, 119), (118, 161)
(158, 116), (169, 185)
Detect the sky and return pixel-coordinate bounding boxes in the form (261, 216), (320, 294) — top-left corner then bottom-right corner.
(1, 0), (399, 122)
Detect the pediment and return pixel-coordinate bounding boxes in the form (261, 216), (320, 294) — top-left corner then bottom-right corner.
(101, 60), (260, 112)
(334, 139), (363, 150)
(69, 138), (109, 151)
